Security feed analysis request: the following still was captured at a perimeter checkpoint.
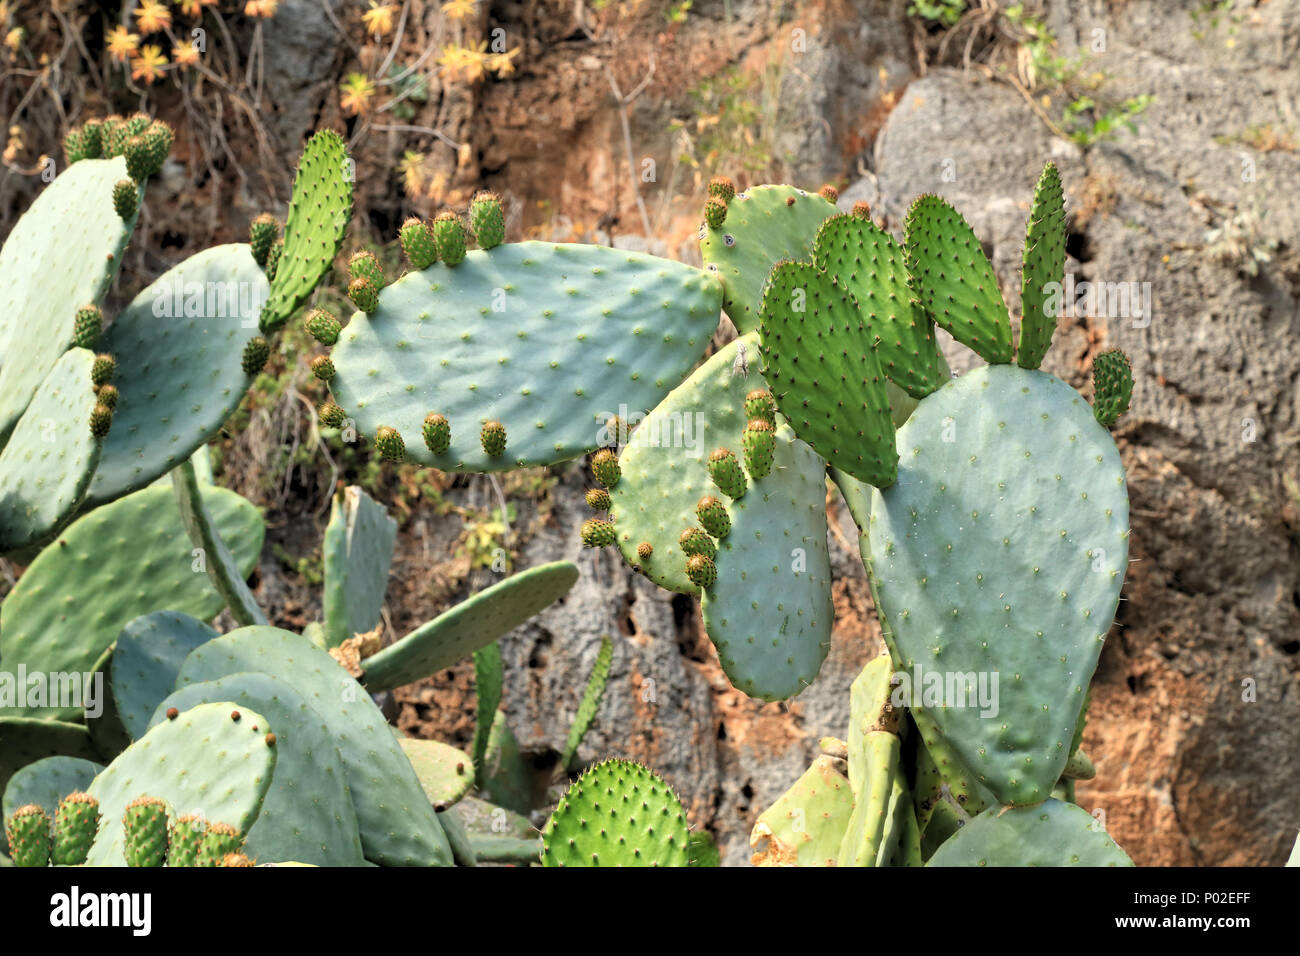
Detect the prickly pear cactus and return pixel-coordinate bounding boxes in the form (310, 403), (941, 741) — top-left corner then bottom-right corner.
(926, 798), (1132, 866)
(749, 755), (854, 866)
(1, 756), (102, 858)
(541, 759), (690, 867)
(110, 611), (218, 740)
(324, 242), (721, 471)
(398, 738), (474, 810)
(322, 485), (397, 648)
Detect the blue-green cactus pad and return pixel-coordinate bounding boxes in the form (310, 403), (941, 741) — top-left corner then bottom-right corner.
(111, 611), (219, 740)
(867, 365), (1129, 806)
(0, 348), (101, 553)
(322, 485), (396, 648)
(700, 185), (838, 334)
(328, 241), (721, 471)
(610, 334), (758, 594)
(0, 483), (264, 720)
(150, 673), (367, 867)
(361, 561), (579, 692)
(0, 157), (139, 440)
(0, 718), (100, 799)
(174, 626), (452, 866)
(85, 245), (268, 507)
(701, 424), (832, 701)
(2, 755), (103, 854)
(85, 701), (278, 866)
(927, 798), (1133, 866)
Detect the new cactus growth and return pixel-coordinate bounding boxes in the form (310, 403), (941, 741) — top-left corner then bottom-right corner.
(319, 401), (346, 429)
(819, 184), (839, 203)
(95, 384), (118, 410)
(112, 179), (137, 219)
(52, 792), (101, 866)
(197, 822), (244, 867)
(581, 518), (616, 548)
(696, 495), (731, 539)
(305, 308), (341, 345)
(423, 412), (451, 454)
(707, 448), (746, 499)
(685, 553), (716, 589)
(122, 795), (169, 867)
(5, 804), (51, 867)
(400, 217), (438, 269)
(707, 175), (736, 202)
(704, 196), (727, 229)
(1092, 349), (1133, 426)
(91, 353), (115, 386)
(591, 448), (621, 488)
(168, 815), (205, 867)
(480, 420), (507, 457)
(349, 250), (384, 288)
(348, 276), (380, 313)
(637, 542), (653, 561)
(74, 305), (102, 349)
(249, 213), (279, 266)
(310, 354), (336, 382)
(89, 403), (113, 438)
(678, 526), (717, 560)
(585, 488), (611, 511)
(744, 388), (776, 423)
(374, 425), (405, 461)
(469, 191), (505, 249)
(434, 211), (467, 265)
(241, 336), (270, 376)
(742, 418), (776, 479)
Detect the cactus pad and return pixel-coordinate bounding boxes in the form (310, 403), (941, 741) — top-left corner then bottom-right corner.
(866, 365), (1129, 806)
(749, 755), (853, 866)
(541, 759), (689, 867)
(1, 756), (103, 857)
(398, 738), (474, 809)
(1018, 162), (1066, 370)
(1091, 349), (1133, 426)
(111, 611), (219, 740)
(360, 561), (579, 692)
(700, 184), (837, 334)
(322, 485), (397, 648)
(561, 634), (614, 770)
(927, 799), (1133, 866)
(326, 241), (720, 472)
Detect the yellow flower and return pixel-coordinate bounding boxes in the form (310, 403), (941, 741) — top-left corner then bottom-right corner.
(3, 26), (22, 53)
(172, 42), (200, 68)
(486, 46), (520, 77)
(442, 0), (476, 20)
(245, 0), (279, 17)
(339, 72), (376, 116)
(105, 26), (140, 63)
(398, 151), (426, 197)
(438, 42), (487, 84)
(130, 44), (168, 85)
(134, 0), (173, 34)
(362, 2), (397, 37)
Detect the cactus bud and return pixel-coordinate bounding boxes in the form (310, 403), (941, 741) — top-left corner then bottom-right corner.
(91, 352), (115, 387)
(585, 488), (611, 511)
(422, 412), (451, 454)
(742, 418), (776, 480)
(126, 112), (152, 137)
(400, 218), (439, 269)
(469, 190), (505, 249)
(349, 250), (385, 288)
(707, 447), (746, 499)
(852, 200), (871, 219)
(122, 796), (169, 867)
(304, 308), (341, 345)
(142, 121), (173, 172)
(590, 448), (621, 488)
(112, 179), (138, 219)
(81, 119), (104, 158)
(241, 336), (270, 376)
(168, 814), (205, 867)
(580, 518), (617, 549)
(678, 526), (717, 560)
(348, 276), (379, 313)
(123, 134), (152, 183)
(63, 127), (86, 165)
(707, 176), (736, 203)
(819, 184), (839, 204)
(744, 388), (776, 423)
(319, 401), (346, 429)
(52, 792), (101, 866)
(685, 553), (716, 590)
(696, 495), (731, 539)
(374, 425), (405, 461)
(4, 804), (52, 867)
(89, 402), (113, 438)
(249, 213), (278, 267)
(95, 383), (118, 410)
(434, 211), (467, 265)
(74, 304), (102, 349)
(636, 542), (653, 561)
(310, 354), (335, 382)
(265, 238), (284, 282)
(196, 822), (243, 867)
(222, 852), (255, 867)
(704, 196), (727, 230)
(480, 420), (507, 457)
(1092, 349), (1133, 426)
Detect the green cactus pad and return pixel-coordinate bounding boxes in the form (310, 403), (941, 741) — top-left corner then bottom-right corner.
(174, 627), (452, 866)
(700, 184), (838, 334)
(84, 701), (277, 866)
(1018, 162), (1066, 370)
(749, 755), (853, 866)
(84, 245), (269, 507)
(260, 130), (353, 333)
(927, 798), (1133, 866)
(322, 485), (397, 648)
(913, 720), (994, 839)
(837, 656), (906, 866)
(1092, 349), (1134, 426)
(150, 673), (366, 867)
(398, 738), (474, 809)
(327, 241), (721, 472)
(541, 759), (689, 867)
(1, 756), (103, 857)
(0, 348), (102, 553)
(866, 365), (1129, 806)
(560, 633), (614, 770)
(111, 611), (219, 740)
(608, 334), (758, 594)
(479, 710), (535, 815)
(0, 156), (139, 442)
(471, 643), (502, 791)
(812, 213), (949, 399)
(360, 561), (579, 692)
(0, 483), (264, 720)
(700, 425), (833, 701)
(0, 718), (101, 799)
(905, 194), (1013, 364)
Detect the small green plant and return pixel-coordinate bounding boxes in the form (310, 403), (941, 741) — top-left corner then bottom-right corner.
(908, 0), (965, 27)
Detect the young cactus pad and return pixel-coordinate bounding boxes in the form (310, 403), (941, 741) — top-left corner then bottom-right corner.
(1018, 162), (1066, 370)
(360, 561), (579, 692)
(397, 738), (475, 809)
(749, 755), (853, 866)
(0, 348), (103, 553)
(83, 701), (276, 866)
(0, 155), (140, 442)
(866, 365), (1129, 806)
(325, 241), (721, 472)
(173, 627), (453, 866)
(322, 485), (397, 649)
(0, 483), (263, 720)
(110, 611), (219, 740)
(85, 245), (270, 507)
(540, 759), (690, 867)
(700, 184), (838, 334)
(926, 799), (1133, 866)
